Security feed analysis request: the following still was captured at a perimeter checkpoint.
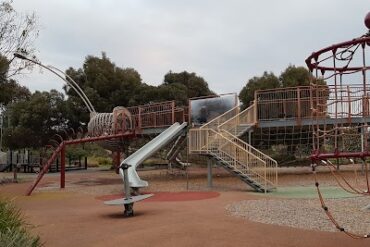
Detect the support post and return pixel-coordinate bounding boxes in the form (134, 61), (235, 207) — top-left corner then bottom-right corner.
(248, 130), (252, 144)
(297, 87), (301, 126)
(60, 144), (65, 189)
(122, 163), (134, 217)
(207, 158), (213, 188)
(13, 164), (17, 182)
(171, 101), (175, 124)
(113, 152), (121, 174)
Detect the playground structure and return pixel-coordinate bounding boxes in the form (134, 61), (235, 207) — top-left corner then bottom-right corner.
(188, 13), (370, 237)
(306, 14), (370, 239)
(0, 149), (87, 173)
(105, 122), (188, 216)
(24, 100), (188, 196)
(0, 150), (40, 172)
(5, 12), (369, 229)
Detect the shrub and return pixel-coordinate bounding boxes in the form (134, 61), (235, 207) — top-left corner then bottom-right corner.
(95, 157), (111, 166)
(0, 198), (41, 247)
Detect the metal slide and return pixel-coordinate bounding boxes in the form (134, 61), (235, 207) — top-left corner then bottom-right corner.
(119, 122), (188, 188)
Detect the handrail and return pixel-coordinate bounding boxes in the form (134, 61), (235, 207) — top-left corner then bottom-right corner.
(218, 104), (256, 133)
(215, 129), (276, 188)
(189, 99), (278, 190)
(189, 128), (264, 165)
(219, 129), (277, 165)
(219, 129), (278, 187)
(200, 105), (240, 130)
(213, 129), (266, 164)
(188, 128), (277, 188)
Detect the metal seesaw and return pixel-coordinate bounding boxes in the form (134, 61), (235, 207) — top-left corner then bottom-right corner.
(103, 163), (153, 217)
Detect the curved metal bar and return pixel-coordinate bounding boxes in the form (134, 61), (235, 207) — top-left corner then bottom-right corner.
(48, 65), (96, 112)
(305, 36), (370, 72)
(13, 52), (96, 113)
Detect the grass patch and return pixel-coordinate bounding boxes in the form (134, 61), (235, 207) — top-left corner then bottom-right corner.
(0, 198), (41, 247)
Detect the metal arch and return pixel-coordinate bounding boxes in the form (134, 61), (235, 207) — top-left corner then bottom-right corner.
(305, 35), (370, 74)
(13, 52), (96, 113)
(48, 65), (96, 113)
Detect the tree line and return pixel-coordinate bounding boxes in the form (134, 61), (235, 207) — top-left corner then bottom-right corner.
(0, 57), (316, 150)
(0, 1), (318, 150)
(0, 52), (215, 149)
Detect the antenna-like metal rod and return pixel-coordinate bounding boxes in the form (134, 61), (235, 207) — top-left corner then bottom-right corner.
(13, 52), (96, 113)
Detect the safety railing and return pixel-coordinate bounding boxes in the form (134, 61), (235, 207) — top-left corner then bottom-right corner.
(256, 86), (314, 125)
(218, 104), (256, 135)
(188, 128), (277, 189)
(127, 101), (187, 129)
(196, 105), (242, 153)
(254, 84), (370, 125)
(219, 130), (278, 186)
(199, 105), (240, 131)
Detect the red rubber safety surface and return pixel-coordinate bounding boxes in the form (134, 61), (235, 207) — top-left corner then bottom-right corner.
(96, 191), (220, 202)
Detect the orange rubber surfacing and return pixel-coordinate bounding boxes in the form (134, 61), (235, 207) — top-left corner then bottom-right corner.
(96, 191), (220, 202)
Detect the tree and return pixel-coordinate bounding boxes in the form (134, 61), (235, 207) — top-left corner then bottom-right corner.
(65, 54), (215, 121)
(157, 83), (188, 106)
(63, 53), (144, 129)
(280, 65), (311, 87)
(0, 79), (30, 106)
(0, 1), (39, 77)
(239, 66), (327, 108)
(65, 53), (143, 116)
(3, 90), (68, 149)
(239, 71), (280, 107)
(163, 71), (213, 99)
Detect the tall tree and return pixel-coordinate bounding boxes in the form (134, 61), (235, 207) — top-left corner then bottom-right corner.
(239, 71), (280, 107)
(0, 79), (30, 106)
(163, 71), (213, 99)
(239, 66), (327, 108)
(3, 90), (67, 149)
(279, 65), (311, 87)
(0, 1), (39, 77)
(157, 83), (188, 106)
(64, 53), (143, 126)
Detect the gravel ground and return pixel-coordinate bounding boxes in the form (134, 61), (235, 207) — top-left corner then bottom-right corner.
(226, 196), (370, 235)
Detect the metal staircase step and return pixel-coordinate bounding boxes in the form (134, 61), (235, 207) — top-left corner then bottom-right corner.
(211, 157), (267, 192)
(200, 120), (275, 193)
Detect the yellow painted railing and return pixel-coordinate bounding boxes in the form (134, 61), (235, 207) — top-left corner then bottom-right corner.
(219, 130), (278, 187)
(188, 102), (278, 190)
(200, 105), (240, 131)
(188, 128), (277, 189)
(218, 104), (256, 135)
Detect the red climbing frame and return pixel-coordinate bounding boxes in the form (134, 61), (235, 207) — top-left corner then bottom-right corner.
(26, 133), (135, 196)
(26, 100), (188, 196)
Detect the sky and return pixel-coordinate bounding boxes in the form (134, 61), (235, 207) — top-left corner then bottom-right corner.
(12, 0), (370, 95)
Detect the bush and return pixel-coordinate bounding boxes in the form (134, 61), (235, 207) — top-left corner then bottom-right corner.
(95, 157), (111, 166)
(0, 198), (41, 247)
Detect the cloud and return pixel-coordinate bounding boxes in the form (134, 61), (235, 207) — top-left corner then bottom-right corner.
(12, 0), (370, 95)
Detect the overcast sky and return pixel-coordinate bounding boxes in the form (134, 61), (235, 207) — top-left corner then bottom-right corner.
(12, 0), (370, 95)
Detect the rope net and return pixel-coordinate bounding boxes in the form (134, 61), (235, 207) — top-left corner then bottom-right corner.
(306, 25), (370, 238)
(251, 21), (370, 237)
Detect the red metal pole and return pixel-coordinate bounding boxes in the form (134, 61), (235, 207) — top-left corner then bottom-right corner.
(60, 144), (65, 189)
(26, 133), (135, 196)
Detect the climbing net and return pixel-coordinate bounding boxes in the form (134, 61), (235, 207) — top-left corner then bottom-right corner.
(305, 14), (370, 238)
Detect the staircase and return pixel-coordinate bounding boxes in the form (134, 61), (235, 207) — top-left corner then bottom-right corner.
(189, 104), (278, 192)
